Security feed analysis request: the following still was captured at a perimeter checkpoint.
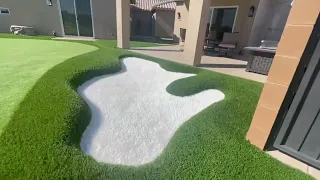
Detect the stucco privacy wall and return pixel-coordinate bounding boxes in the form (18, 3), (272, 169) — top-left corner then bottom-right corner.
(154, 9), (175, 38)
(0, 0), (63, 36)
(173, 0), (259, 49)
(247, 0), (320, 149)
(249, 0), (292, 47)
(173, 1), (190, 41)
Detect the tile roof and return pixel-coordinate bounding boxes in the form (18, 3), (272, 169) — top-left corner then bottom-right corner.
(132, 0), (177, 11)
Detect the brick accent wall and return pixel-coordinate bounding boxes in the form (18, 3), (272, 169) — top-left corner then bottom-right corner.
(246, 0), (320, 149)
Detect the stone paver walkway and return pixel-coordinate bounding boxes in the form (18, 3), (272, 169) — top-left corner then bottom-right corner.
(130, 45), (267, 83)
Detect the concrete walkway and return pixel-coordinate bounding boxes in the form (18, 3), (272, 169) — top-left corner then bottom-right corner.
(53, 36), (97, 41)
(130, 45), (267, 83)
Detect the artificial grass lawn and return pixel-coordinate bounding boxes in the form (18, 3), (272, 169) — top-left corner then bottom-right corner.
(0, 36), (313, 179)
(0, 38), (97, 134)
(0, 34), (162, 134)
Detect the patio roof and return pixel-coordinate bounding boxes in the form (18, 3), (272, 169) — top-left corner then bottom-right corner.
(131, 0), (181, 11)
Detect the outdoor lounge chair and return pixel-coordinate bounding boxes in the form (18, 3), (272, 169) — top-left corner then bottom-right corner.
(218, 32), (238, 57)
(204, 30), (219, 55)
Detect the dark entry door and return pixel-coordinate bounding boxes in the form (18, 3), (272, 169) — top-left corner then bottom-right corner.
(274, 39), (320, 169)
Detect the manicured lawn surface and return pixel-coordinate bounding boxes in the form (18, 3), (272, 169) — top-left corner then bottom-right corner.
(0, 38), (97, 134)
(0, 33), (165, 47)
(0, 34), (162, 134)
(0, 36), (313, 179)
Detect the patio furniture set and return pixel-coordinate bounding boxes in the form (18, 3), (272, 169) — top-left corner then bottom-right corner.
(204, 28), (278, 75)
(204, 30), (238, 57)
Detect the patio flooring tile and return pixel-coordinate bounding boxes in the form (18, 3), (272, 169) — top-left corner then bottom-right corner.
(268, 150), (320, 179)
(130, 45), (267, 83)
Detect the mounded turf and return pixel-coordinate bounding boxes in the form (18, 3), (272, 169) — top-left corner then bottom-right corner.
(0, 38), (97, 134)
(0, 36), (313, 179)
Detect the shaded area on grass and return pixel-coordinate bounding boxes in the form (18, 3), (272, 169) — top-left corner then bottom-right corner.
(0, 36), (314, 179)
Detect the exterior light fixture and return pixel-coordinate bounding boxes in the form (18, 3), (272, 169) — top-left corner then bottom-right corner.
(177, 12), (181, 20)
(248, 5), (255, 17)
(47, 0), (52, 6)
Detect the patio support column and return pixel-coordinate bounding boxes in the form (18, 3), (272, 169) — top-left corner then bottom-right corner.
(116, 0), (130, 49)
(183, 0), (211, 65)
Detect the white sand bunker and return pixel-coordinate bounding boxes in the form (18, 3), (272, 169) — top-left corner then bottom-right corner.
(78, 57), (225, 166)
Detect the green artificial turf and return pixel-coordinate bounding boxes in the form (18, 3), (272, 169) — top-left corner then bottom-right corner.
(0, 36), (314, 179)
(0, 34), (162, 134)
(0, 38), (97, 134)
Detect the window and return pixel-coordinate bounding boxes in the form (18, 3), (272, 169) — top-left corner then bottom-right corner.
(0, 7), (10, 15)
(207, 7), (238, 40)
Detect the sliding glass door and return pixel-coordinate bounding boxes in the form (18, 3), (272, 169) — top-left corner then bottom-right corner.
(59, 0), (93, 37)
(75, 0), (93, 37)
(208, 7), (237, 40)
(60, 0), (78, 36)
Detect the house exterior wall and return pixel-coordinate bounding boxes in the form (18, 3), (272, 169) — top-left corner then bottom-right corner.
(248, 0), (273, 46)
(0, 0), (63, 36)
(265, 0), (292, 41)
(91, 0), (117, 39)
(0, 0), (117, 39)
(0, 14), (10, 33)
(154, 9), (175, 38)
(131, 9), (153, 37)
(173, 0), (259, 50)
(173, 0), (189, 41)
(247, 0), (320, 150)
(211, 0), (259, 50)
(248, 0), (292, 46)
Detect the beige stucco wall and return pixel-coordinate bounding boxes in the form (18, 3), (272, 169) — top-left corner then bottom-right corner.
(211, 0), (259, 50)
(248, 0), (273, 46)
(173, 0), (190, 41)
(173, 0), (259, 50)
(0, 0), (63, 36)
(154, 9), (175, 38)
(116, 0), (130, 48)
(249, 0), (292, 46)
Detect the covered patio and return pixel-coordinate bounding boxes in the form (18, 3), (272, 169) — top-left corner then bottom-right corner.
(117, 0), (223, 64)
(117, 0), (291, 82)
(130, 45), (267, 83)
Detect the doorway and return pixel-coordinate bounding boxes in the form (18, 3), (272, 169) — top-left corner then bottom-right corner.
(207, 6), (238, 40)
(59, 0), (94, 37)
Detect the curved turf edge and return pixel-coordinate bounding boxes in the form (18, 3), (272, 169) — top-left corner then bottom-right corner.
(0, 41), (313, 179)
(0, 44), (201, 179)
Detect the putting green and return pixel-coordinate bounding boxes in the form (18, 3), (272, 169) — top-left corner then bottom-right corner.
(0, 38), (97, 134)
